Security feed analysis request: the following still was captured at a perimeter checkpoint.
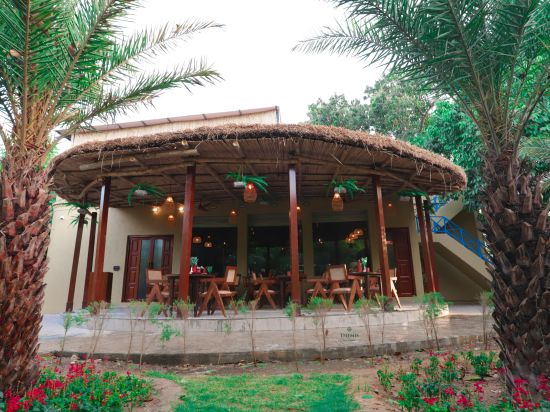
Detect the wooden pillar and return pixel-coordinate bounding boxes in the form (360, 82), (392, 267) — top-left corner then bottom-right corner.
(66, 213), (85, 312)
(91, 177), (111, 301)
(179, 165), (196, 301)
(423, 199), (440, 291)
(82, 212), (97, 308)
(373, 176), (391, 297)
(288, 165), (301, 303)
(415, 196), (435, 292)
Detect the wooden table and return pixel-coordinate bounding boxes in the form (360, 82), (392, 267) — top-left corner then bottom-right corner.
(275, 274), (306, 308)
(349, 271), (383, 298)
(166, 272), (214, 316)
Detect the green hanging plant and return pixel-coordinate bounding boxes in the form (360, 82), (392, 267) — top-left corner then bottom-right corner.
(58, 201), (96, 226)
(396, 189), (428, 198)
(328, 178), (365, 199)
(127, 184), (165, 206)
(225, 172), (269, 193)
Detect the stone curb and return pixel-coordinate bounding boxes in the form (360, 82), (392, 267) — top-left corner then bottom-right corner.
(52, 334), (484, 365)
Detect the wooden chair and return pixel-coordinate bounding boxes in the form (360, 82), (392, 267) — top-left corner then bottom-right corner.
(367, 274), (383, 299)
(197, 266), (239, 317)
(305, 271), (329, 300)
(328, 264), (363, 311)
(390, 268), (402, 308)
(146, 269), (170, 304)
(250, 272), (278, 309)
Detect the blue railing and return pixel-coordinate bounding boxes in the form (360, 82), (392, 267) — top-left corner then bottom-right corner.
(431, 195), (448, 213)
(429, 216), (491, 263)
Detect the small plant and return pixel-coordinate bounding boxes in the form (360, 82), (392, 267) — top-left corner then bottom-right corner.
(238, 299), (259, 367)
(127, 300), (146, 362)
(306, 297), (334, 364)
(374, 294), (394, 348)
(410, 357), (423, 375)
(416, 292), (448, 350)
(174, 299), (195, 364)
(377, 363), (394, 392)
(353, 298), (375, 355)
(479, 291), (494, 350)
(284, 299), (301, 372)
(85, 301), (110, 361)
(465, 351), (496, 379)
(217, 299), (242, 364)
(148, 303), (180, 348)
(60, 310), (87, 353)
(225, 172), (269, 192)
(396, 372), (421, 411)
(328, 177), (365, 198)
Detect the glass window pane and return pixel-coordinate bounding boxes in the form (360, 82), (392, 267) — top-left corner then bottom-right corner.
(137, 239), (151, 299)
(152, 239), (164, 269)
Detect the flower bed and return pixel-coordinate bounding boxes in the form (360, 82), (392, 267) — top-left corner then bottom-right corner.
(377, 351), (550, 411)
(0, 360), (152, 411)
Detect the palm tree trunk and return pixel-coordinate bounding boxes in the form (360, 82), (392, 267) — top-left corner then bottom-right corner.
(0, 159), (52, 392)
(483, 152), (549, 392)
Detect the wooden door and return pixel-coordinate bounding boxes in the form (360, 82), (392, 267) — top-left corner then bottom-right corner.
(386, 228), (415, 297)
(123, 235), (173, 301)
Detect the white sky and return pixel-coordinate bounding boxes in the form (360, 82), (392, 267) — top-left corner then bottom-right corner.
(113, 0), (384, 124)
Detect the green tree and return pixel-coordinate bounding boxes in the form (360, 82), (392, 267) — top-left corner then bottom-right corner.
(296, 0), (549, 392)
(365, 76), (434, 140)
(0, 0), (221, 392)
(307, 94), (369, 130)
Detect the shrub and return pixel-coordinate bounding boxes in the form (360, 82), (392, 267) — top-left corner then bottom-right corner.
(464, 351), (496, 379)
(0, 361), (152, 411)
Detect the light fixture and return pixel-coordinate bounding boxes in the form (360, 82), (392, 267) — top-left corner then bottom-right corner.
(192, 236), (202, 244)
(353, 228), (364, 236)
(165, 195), (174, 203)
(244, 182), (257, 203)
(345, 237), (354, 244)
(178, 204), (184, 214)
(167, 214), (175, 222)
(152, 206), (160, 214)
(228, 209), (238, 224)
(332, 192), (344, 212)
(204, 236), (213, 248)
(388, 202), (393, 208)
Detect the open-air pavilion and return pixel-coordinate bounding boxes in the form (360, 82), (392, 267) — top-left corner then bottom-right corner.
(50, 124), (466, 314)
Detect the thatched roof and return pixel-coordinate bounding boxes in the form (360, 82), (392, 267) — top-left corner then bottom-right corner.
(50, 123), (466, 207)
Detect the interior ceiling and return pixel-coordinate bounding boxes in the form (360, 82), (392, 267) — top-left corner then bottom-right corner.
(52, 134), (463, 208)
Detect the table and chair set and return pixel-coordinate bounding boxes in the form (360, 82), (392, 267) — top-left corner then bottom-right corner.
(144, 263), (401, 317)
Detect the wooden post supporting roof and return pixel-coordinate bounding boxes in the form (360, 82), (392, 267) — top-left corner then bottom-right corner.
(373, 176), (391, 297)
(415, 196), (435, 292)
(288, 165), (301, 303)
(423, 199), (440, 291)
(179, 165), (196, 301)
(66, 213), (85, 312)
(91, 177), (111, 301)
(82, 212), (97, 308)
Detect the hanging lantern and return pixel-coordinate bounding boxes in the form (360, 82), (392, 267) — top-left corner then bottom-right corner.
(228, 209), (238, 224)
(167, 214), (175, 222)
(165, 195), (174, 203)
(345, 237), (354, 244)
(332, 192), (344, 212)
(204, 236), (213, 248)
(192, 236), (202, 244)
(152, 206), (160, 215)
(353, 228), (364, 236)
(244, 182), (257, 203)
(178, 204), (184, 214)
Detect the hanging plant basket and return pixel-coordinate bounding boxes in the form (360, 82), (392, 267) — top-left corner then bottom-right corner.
(127, 184), (165, 206)
(226, 172), (268, 203)
(328, 178), (365, 212)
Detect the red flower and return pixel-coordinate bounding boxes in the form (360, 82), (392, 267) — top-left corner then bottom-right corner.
(473, 381), (484, 394)
(423, 397), (438, 406)
(444, 386), (456, 396)
(456, 393), (473, 408)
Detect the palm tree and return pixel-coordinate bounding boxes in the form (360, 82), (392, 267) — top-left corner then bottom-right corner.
(296, 0), (549, 391)
(0, 0), (221, 392)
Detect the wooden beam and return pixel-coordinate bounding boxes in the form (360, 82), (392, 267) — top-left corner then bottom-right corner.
(424, 199), (440, 291)
(78, 149), (199, 171)
(373, 176), (391, 297)
(91, 177), (111, 301)
(82, 212), (97, 308)
(66, 213), (86, 311)
(415, 196), (435, 292)
(202, 164), (240, 201)
(288, 165), (301, 303)
(179, 165), (196, 301)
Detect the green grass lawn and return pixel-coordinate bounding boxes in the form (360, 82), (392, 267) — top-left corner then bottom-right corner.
(146, 371), (359, 412)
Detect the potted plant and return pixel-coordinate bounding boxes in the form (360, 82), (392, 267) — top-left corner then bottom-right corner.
(328, 178), (365, 211)
(190, 257), (199, 273)
(127, 183), (165, 206)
